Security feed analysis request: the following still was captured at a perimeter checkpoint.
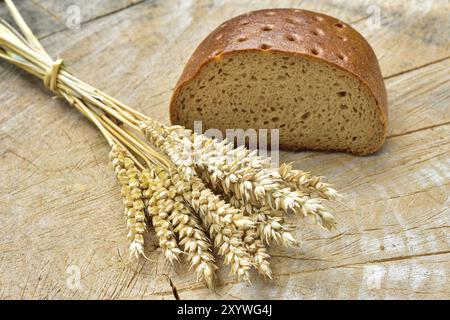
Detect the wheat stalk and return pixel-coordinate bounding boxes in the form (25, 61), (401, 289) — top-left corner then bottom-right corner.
(0, 0), (342, 287)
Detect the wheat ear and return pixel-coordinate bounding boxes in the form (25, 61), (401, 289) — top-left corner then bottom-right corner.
(141, 167), (217, 286)
(169, 169), (254, 282)
(139, 121), (293, 244)
(279, 163), (341, 200)
(140, 167), (182, 264)
(110, 143), (146, 259)
(143, 124), (272, 278)
(141, 121), (336, 232)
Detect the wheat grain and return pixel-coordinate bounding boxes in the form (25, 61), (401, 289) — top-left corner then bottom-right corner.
(243, 227), (272, 278)
(228, 196), (298, 247)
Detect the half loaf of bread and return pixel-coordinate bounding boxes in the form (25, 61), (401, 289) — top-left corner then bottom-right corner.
(169, 9), (387, 155)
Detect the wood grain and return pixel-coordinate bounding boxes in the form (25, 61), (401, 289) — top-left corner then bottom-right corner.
(0, 0), (145, 39)
(0, 0), (449, 299)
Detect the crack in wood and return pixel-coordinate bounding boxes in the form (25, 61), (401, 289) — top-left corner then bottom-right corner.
(37, 0), (149, 41)
(384, 55), (450, 80)
(155, 250), (450, 297)
(387, 122), (450, 139)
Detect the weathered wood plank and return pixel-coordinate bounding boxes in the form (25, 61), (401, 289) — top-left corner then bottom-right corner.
(0, 0), (145, 38)
(5, 0), (445, 134)
(1, 122), (447, 299)
(0, 0), (449, 299)
(157, 124), (450, 299)
(386, 58), (450, 136)
(308, 0), (450, 78)
(2, 0), (448, 79)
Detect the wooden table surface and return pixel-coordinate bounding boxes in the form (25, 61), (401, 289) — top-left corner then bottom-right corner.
(0, 0), (449, 300)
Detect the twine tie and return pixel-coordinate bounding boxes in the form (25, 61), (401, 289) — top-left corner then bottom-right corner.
(43, 58), (63, 91)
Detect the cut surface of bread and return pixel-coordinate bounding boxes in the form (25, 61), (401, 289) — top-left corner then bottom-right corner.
(169, 9), (387, 155)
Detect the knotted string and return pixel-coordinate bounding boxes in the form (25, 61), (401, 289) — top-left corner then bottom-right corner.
(43, 58), (63, 92)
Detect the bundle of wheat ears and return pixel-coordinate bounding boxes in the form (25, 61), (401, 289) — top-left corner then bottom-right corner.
(0, 0), (340, 287)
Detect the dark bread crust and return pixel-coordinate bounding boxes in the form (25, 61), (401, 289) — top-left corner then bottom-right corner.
(169, 8), (388, 155)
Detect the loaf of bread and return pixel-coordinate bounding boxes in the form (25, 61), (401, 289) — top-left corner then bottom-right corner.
(169, 9), (387, 155)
